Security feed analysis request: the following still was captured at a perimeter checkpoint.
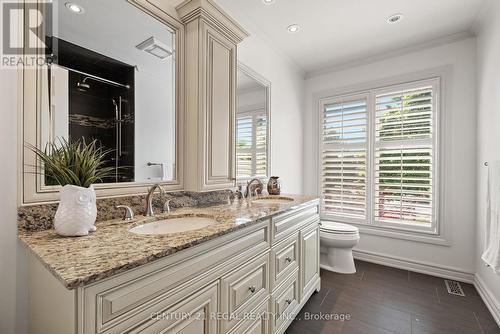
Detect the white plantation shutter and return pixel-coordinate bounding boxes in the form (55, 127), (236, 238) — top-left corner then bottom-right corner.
(236, 111), (268, 179)
(319, 78), (439, 233)
(321, 96), (368, 221)
(236, 116), (253, 178)
(255, 114), (268, 177)
(374, 85), (435, 227)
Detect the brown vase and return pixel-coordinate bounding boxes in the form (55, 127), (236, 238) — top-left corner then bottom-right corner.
(267, 176), (281, 195)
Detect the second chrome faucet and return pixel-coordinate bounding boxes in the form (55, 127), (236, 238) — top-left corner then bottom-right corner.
(245, 178), (264, 198)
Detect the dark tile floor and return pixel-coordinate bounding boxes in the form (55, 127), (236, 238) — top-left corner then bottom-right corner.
(286, 260), (500, 334)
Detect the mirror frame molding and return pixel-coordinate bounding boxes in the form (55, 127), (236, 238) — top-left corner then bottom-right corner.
(236, 61), (272, 182)
(19, 0), (186, 204)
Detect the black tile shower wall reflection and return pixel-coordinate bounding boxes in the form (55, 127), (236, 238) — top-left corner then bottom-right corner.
(50, 37), (132, 84)
(50, 37), (136, 183)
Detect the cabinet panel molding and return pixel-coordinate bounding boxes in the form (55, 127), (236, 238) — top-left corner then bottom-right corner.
(204, 26), (236, 186)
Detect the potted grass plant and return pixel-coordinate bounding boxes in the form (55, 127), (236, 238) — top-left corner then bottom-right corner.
(28, 138), (115, 236)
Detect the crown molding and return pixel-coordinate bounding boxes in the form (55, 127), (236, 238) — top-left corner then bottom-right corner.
(306, 31), (475, 79)
(176, 0), (249, 43)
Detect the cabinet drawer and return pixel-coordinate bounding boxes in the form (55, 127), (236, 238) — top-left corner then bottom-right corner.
(127, 282), (219, 334)
(270, 270), (299, 334)
(270, 234), (298, 290)
(227, 298), (269, 334)
(271, 205), (318, 243)
(220, 252), (270, 333)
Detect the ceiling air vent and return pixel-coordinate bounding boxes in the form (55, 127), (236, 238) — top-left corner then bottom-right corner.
(136, 37), (172, 60)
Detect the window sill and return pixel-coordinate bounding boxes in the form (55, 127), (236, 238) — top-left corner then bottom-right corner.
(321, 218), (450, 246)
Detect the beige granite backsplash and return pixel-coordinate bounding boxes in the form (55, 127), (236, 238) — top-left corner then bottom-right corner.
(18, 190), (231, 231)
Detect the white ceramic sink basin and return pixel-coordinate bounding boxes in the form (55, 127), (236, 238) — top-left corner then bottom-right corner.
(129, 217), (216, 235)
(251, 197), (294, 205)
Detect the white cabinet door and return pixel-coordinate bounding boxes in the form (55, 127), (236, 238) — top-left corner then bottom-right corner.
(201, 22), (237, 190)
(299, 223), (320, 300)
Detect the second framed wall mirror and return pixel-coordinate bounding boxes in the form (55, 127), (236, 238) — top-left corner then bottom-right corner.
(235, 63), (271, 181)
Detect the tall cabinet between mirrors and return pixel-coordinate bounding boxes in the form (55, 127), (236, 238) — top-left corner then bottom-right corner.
(177, 0), (249, 192)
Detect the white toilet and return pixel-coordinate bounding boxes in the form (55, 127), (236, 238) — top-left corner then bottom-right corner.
(320, 222), (360, 274)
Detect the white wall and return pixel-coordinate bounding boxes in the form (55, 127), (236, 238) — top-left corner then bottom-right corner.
(236, 36), (305, 193)
(475, 0), (500, 316)
(304, 38), (477, 274)
(237, 88), (266, 111)
(204, 12), (305, 193)
(0, 70), (27, 334)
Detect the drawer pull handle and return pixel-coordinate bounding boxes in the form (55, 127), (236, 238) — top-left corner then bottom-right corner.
(248, 286), (256, 293)
(285, 257), (292, 263)
(285, 299), (293, 305)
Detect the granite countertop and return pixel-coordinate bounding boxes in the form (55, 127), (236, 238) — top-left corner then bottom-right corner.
(18, 194), (318, 289)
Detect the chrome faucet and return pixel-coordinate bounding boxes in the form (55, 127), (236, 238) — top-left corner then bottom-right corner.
(245, 179), (263, 198)
(146, 184), (165, 216)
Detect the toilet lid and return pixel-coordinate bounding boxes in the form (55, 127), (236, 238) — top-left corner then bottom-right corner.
(320, 221), (359, 234)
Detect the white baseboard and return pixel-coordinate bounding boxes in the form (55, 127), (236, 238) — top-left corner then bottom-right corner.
(352, 249), (475, 283)
(474, 274), (500, 327)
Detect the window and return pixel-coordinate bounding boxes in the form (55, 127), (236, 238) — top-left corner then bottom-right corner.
(321, 95), (368, 221)
(320, 78), (439, 234)
(236, 111), (268, 179)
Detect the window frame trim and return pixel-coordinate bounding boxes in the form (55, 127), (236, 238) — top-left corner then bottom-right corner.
(318, 76), (444, 240)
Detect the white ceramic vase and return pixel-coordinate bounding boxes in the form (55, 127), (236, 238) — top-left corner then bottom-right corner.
(54, 185), (97, 237)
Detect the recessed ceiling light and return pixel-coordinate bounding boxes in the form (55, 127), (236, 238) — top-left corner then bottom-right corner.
(387, 13), (403, 24)
(287, 24), (300, 33)
(65, 2), (84, 14)
(262, 0), (276, 4)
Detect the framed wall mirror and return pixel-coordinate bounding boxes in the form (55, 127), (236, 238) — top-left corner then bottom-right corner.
(21, 0), (185, 203)
(235, 63), (271, 181)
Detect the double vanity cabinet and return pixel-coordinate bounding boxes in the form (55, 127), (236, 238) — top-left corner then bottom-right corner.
(25, 199), (320, 334)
